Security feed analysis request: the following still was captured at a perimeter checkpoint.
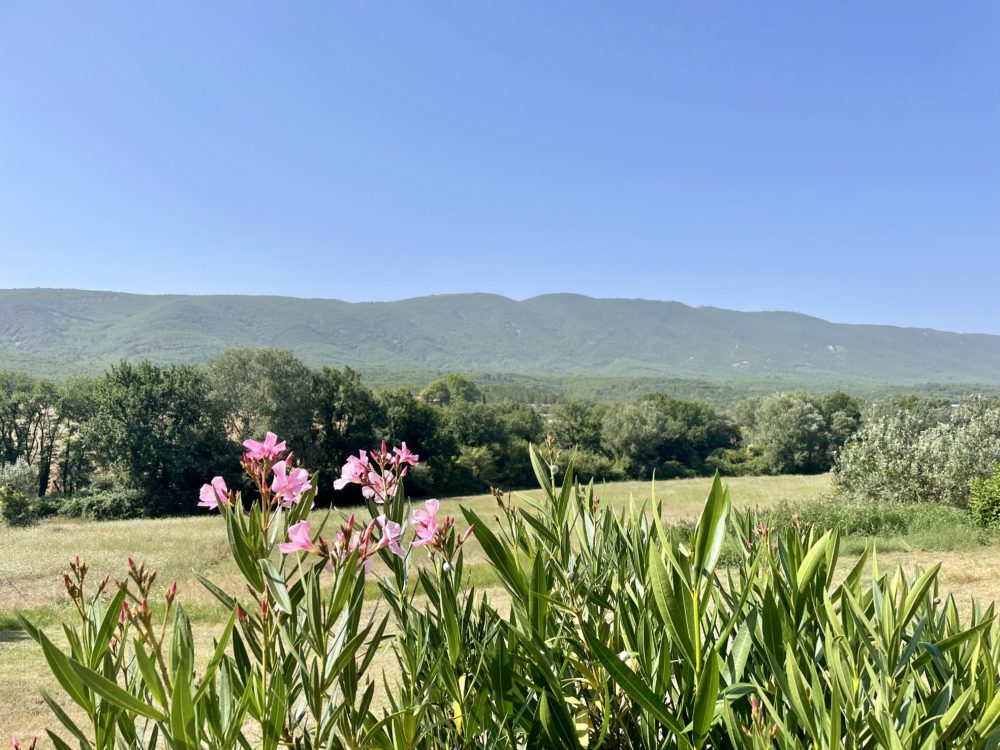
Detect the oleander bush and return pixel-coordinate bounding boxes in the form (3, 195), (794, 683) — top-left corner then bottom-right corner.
(17, 433), (1000, 748)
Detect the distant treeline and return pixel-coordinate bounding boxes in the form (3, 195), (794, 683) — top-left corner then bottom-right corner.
(0, 347), (915, 519)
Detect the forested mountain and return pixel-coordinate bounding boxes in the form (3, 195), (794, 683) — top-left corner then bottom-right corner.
(3, 288), (1000, 385)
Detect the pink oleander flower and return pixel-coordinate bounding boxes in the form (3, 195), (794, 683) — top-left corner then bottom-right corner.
(377, 515), (405, 558)
(279, 521), (317, 554)
(411, 499), (440, 547)
(333, 451), (370, 491)
(271, 460), (312, 507)
(198, 476), (228, 509)
(243, 431), (287, 462)
(363, 469), (397, 504)
(393, 441), (419, 467)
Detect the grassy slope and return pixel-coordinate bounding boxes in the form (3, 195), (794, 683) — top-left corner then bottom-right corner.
(6, 288), (1000, 386)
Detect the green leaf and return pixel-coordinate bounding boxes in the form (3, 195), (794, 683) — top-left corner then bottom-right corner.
(68, 660), (166, 721)
(194, 607), (238, 704)
(693, 473), (731, 584)
(693, 650), (720, 744)
(584, 623), (686, 736)
(461, 506), (527, 599)
(796, 530), (833, 593)
(90, 584), (127, 669)
(170, 667), (199, 750)
(260, 558), (293, 614)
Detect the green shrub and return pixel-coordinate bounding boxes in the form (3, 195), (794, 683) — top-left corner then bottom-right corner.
(61, 488), (152, 520)
(970, 465), (1000, 528)
(0, 485), (39, 526)
(0, 458), (38, 497)
(836, 395), (1000, 507)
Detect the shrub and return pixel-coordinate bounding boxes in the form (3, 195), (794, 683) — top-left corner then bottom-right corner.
(836, 395), (1000, 507)
(0, 458), (40, 526)
(970, 465), (1000, 528)
(0, 458), (38, 497)
(61, 488), (153, 520)
(0, 485), (39, 526)
(19, 437), (1000, 749)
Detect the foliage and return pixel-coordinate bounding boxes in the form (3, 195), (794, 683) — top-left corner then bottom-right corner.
(1, 485), (38, 526)
(12, 288), (1000, 387)
(602, 395), (736, 478)
(20, 436), (1000, 749)
(83, 361), (233, 515)
(420, 373), (483, 405)
(836, 395), (1000, 507)
(970, 465), (1000, 529)
(204, 348), (314, 446)
(0, 456), (38, 497)
(61, 488), (153, 521)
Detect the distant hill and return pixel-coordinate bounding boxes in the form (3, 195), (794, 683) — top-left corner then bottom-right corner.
(3, 288), (1000, 386)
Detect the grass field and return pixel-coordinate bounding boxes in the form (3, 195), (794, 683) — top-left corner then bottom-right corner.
(4, 472), (999, 742)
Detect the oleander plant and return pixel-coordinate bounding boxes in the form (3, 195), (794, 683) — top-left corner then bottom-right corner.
(16, 432), (1000, 748)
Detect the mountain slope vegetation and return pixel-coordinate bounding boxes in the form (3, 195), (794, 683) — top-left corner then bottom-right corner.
(2, 288), (1000, 385)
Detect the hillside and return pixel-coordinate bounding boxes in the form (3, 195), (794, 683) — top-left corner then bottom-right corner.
(3, 288), (1000, 386)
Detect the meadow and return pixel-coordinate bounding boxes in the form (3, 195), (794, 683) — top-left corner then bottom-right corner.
(5, 471), (1000, 743)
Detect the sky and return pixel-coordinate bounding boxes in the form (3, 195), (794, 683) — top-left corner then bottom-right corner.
(1, 2), (998, 333)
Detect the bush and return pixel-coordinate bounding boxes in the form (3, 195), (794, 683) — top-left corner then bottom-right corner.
(970, 465), (1000, 528)
(0, 485), (39, 526)
(836, 395), (1000, 507)
(61, 488), (153, 520)
(0, 458), (40, 526)
(768, 495), (975, 538)
(0, 458), (38, 497)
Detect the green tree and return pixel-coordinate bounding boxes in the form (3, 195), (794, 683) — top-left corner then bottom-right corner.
(84, 361), (232, 515)
(312, 366), (385, 485)
(743, 392), (830, 474)
(550, 400), (604, 453)
(205, 348), (314, 449)
(419, 373), (482, 406)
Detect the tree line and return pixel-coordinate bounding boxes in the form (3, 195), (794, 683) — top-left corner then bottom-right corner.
(0, 349), (867, 519)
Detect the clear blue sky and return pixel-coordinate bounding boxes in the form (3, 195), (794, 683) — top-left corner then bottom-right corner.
(1, 2), (998, 332)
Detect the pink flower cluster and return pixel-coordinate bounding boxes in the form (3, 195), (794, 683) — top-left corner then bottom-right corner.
(198, 432), (312, 511)
(280, 516), (404, 573)
(333, 441), (419, 504)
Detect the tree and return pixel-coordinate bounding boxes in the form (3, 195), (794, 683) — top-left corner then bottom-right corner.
(312, 366), (385, 485)
(84, 361), (233, 515)
(743, 392), (830, 474)
(550, 401), (604, 453)
(205, 349), (314, 449)
(602, 400), (670, 479)
(377, 389), (459, 496)
(419, 374), (482, 406)
(0, 372), (64, 495)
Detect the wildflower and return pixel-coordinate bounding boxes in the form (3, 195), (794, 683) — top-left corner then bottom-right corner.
(412, 499), (440, 547)
(271, 460), (311, 507)
(279, 521), (318, 554)
(198, 476), (228, 509)
(618, 650), (630, 661)
(377, 515), (405, 557)
(243, 431), (287, 462)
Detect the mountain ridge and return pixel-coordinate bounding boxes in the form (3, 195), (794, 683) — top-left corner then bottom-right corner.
(2, 287), (999, 385)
